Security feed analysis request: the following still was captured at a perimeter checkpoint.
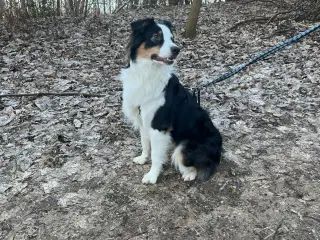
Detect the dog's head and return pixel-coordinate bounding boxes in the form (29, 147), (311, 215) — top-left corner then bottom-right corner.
(127, 17), (180, 65)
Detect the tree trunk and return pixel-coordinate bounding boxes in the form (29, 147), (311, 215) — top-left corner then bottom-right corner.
(21, 0), (27, 15)
(184, 0), (201, 39)
(27, 0), (37, 18)
(150, 0), (157, 5)
(56, 0), (60, 15)
(0, 0), (4, 9)
(74, 0), (79, 16)
(68, 0), (74, 15)
(315, 0), (320, 19)
(84, 0), (88, 18)
(79, 0), (85, 15)
(0, 0), (5, 20)
(168, 0), (179, 5)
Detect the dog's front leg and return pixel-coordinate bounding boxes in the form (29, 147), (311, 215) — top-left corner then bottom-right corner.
(142, 129), (171, 184)
(133, 126), (150, 165)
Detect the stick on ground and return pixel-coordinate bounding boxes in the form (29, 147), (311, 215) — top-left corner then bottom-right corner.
(0, 92), (106, 98)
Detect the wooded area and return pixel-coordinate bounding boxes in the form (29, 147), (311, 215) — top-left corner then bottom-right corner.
(0, 0), (319, 40)
(1, 0), (319, 24)
(0, 0), (195, 19)
(1, 0), (320, 239)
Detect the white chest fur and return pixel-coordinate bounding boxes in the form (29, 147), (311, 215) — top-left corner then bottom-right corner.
(119, 60), (173, 129)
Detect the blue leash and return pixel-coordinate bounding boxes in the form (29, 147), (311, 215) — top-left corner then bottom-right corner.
(193, 23), (320, 105)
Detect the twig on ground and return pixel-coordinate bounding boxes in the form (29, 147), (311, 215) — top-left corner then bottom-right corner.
(226, 16), (289, 32)
(295, 22), (312, 28)
(240, 0), (290, 10)
(226, 17), (270, 32)
(219, 180), (229, 191)
(231, 0), (314, 31)
(109, 26), (114, 45)
(263, 231), (275, 240)
(291, 209), (303, 221)
(239, 0), (256, 5)
(250, 177), (270, 182)
(240, 0), (276, 6)
(264, 11), (292, 26)
(304, 214), (320, 223)
(261, 218), (284, 240)
(0, 92), (107, 98)
(272, 219), (284, 240)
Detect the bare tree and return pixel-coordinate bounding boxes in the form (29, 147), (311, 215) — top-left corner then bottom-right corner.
(317, 0), (320, 19)
(56, 0), (60, 15)
(168, 0), (179, 5)
(1, 0), (318, 31)
(84, 0), (89, 17)
(0, 0), (5, 19)
(150, 0), (157, 6)
(68, 0), (74, 15)
(184, 0), (201, 39)
(79, 0), (85, 15)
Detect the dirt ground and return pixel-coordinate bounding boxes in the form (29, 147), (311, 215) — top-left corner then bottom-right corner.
(1, 2), (320, 240)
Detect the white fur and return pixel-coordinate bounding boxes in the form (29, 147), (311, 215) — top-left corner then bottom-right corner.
(182, 170), (197, 181)
(172, 144), (184, 171)
(132, 125), (150, 165)
(172, 144), (198, 181)
(142, 129), (172, 184)
(157, 24), (177, 59)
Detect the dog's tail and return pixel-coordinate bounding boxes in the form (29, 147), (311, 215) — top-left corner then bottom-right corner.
(183, 135), (222, 181)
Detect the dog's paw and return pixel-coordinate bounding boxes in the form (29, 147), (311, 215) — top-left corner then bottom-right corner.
(133, 155), (148, 165)
(142, 171), (158, 184)
(182, 170), (197, 181)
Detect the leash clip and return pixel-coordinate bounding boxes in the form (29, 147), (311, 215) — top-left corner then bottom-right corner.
(192, 87), (201, 106)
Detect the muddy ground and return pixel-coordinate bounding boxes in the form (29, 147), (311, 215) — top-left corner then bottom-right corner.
(1, 2), (320, 240)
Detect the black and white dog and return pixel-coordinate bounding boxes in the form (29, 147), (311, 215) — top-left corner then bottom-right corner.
(120, 18), (222, 184)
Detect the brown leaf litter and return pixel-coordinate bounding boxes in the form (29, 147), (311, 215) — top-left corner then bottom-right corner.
(0, 2), (319, 240)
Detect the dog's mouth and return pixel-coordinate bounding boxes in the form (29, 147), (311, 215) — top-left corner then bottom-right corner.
(151, 54), (175, 65)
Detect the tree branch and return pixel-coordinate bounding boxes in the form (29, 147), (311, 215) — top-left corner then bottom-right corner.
(226, 15), (289, 32)
(112, 0), (132, 14)
(226, 17), (270, 32)
(264, 10), (293, 25)
(0, 92), (107, 98)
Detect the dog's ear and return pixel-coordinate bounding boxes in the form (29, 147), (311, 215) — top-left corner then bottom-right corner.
(130, 17), (155, 33)
(159, 20), (173, 32)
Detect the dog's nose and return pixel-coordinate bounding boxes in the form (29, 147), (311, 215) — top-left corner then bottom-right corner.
(171, 46), (181, 56)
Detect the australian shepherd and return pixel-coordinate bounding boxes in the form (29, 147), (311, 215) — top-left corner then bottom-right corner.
(119, 17), (222, 184)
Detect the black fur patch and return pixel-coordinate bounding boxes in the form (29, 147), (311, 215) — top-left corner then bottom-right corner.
(130, 17), (155, 33)
(151, 74), (223, 181)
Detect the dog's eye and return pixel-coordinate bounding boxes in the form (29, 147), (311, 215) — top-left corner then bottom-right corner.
(152, 34), (160, 41)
